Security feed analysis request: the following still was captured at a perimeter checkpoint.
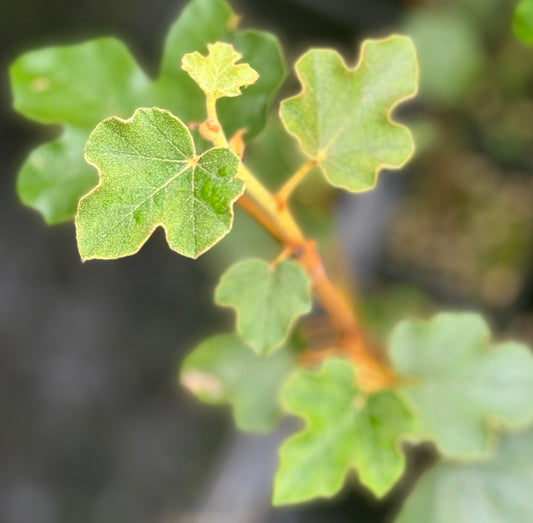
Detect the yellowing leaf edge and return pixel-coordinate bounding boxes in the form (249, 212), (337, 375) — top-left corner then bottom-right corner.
(76, 107), (244, 261)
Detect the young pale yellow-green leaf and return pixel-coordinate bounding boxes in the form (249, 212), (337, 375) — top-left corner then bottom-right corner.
(280, 35), (418, 192)
(76, 107), (243, 260)
(214, 258), (311, 355)
(389, 312), (533, 459)
(273, 359), (414, 505)
(181, 42), (259, 99)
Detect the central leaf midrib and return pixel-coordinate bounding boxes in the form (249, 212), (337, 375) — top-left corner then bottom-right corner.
(100, 149), (189, 163)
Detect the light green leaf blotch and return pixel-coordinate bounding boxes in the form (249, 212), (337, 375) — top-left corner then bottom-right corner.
(389, 312), (533, 458)
(181, 334), (296, 432)
(181, 42), (259, 99)
(273, 359), (414, 505)
(395, 426), (533, 523)
(215, 258), (311, 355)
(10, 37), (151, 128)
(514, 0), (533, 46)
(76, 107), (243, 260)
(280, 35), (418, 193)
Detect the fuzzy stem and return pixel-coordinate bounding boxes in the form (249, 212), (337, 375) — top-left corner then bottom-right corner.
(205, 94), (227, 147)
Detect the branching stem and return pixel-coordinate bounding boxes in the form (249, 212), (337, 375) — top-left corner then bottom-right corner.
(209, 98), (396, 391)
(237, 176), (396, 390)
(276, 159), (317, 204)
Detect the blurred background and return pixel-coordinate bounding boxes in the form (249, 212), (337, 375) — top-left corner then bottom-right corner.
(1, 0), (533, 521)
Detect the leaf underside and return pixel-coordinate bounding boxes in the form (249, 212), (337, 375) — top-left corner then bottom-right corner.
(280, 35), (418, 193)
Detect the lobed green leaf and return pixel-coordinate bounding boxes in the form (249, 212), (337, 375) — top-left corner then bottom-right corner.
(17, 128), (97, 224)
(10, 38), (153, 223)
(273, 359), (414, 505)
(10, 37), (152, 128)
(180, 333), (296, 432)
(218, 31), (285, 139)
(395, 426), (533, 523)
(389, 312), (533, 458)
(76, 107), (243, 260)
(215, 258), (312, 355)
(11, 0), (285, 224)
(280, 35), (418, 193)
(181, 42), (259, 99)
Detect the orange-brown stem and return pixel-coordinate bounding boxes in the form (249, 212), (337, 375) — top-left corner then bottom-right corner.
(206, 92), (394, 390)
(237, 187), (396, 391)
(237, 194), (288, 241)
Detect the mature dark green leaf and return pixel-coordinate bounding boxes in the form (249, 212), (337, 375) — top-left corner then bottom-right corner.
(218, 31), (285, 139)
(181, 334), (296, 432)
(395, 426), (533, 523)
(76, 108), (243, 260)
(215, 258), (312, 355)
(389, 312), (533, 458)
(280, 36), (417, 192)
(273, 359), (414, 505)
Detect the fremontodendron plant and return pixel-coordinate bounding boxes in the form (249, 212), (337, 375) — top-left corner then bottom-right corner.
(10, 0), (533, 520)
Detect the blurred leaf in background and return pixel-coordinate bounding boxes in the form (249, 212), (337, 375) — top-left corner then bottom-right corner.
(514, 0), (533, 46)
